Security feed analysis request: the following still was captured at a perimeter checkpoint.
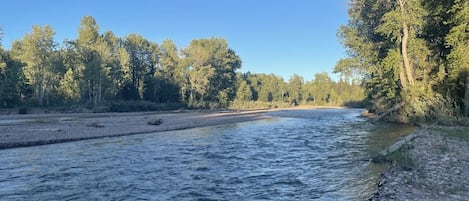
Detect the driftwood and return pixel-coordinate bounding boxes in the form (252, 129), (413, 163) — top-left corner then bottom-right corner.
(147, 118), (162, 125)
(378, 132), (419, 157)
(87, 121), (104, 128)
(372, 102), (405, 123)
(371, 123), (434, 163)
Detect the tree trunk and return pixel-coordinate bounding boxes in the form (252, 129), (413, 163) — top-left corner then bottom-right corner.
(399, 64), (408, 88)
(38, 83), (44, 106)
(398, 0), (415, 86)
(465, 75), (469, 117)
(401, 23), (414, 85)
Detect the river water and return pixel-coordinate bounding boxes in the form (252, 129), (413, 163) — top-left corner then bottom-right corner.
(0, 109), (414, 200)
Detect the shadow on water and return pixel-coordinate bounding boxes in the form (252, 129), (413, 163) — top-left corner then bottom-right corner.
(0, 109), (415, 200)
(365, 122), (416, 154)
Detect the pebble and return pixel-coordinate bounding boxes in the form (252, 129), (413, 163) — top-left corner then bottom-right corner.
(371, 128), (469, 200)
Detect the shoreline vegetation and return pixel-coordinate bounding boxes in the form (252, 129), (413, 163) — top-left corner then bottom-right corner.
(341, 0), (469, 197)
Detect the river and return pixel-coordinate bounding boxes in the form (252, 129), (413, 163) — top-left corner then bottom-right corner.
(0, 109), (414, 200)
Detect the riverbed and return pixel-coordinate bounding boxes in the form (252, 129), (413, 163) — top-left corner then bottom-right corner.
(0, 109), (414, 200)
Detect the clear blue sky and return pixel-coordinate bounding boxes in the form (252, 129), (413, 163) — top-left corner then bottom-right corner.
(0, 0), (349, 81)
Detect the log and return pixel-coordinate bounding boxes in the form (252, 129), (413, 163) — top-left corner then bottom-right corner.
(371, 123), (435, 163)
(372, 102), (405, 123)
(378, 132), (419, 156)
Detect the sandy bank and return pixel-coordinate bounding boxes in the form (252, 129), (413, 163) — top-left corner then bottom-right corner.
(0, 110), (272, 150)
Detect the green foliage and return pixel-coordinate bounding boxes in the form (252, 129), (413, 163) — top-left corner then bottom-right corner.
(340, 0), (469, 122)
(385, 143), (416, 171)
(182, 38), (241, 108)
(0, 49), (25, 107)
(436, 127), (469, 141)
(231, 72), (365, 109)
(230, 100), (292, 110)
(235, 80), (253, 101)
(108, 101), (182, 112)
(11, 25), (58, 106)
(288, 74), (303, 105)
(0, 15), (366, 112)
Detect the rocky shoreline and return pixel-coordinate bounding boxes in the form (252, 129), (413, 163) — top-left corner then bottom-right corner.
(0, 110), (272, 150)
(370, 127), (469, 200)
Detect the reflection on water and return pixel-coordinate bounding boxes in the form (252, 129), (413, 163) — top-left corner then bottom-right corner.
(0, 109), (414, 200)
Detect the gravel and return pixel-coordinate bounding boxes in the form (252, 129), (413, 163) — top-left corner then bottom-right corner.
(371, 127), (469, 201)
(0, 110), (271, 149)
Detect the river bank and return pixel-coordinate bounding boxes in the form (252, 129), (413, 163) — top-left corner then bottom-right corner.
(371, 126), (469, 200)
(0, 110), (272, 150)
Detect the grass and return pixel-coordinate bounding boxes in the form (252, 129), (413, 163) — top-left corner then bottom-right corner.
(435, 127), (469, 141)
(384, 143), (416, 171)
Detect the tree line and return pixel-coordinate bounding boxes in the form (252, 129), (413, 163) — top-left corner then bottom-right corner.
(0, 16), (363, 111)
(336, 0), (468, 123)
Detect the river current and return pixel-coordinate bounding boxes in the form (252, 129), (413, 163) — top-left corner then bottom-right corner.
(0, 109), (414, 200)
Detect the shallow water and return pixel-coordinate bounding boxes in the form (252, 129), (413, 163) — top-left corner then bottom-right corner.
(0, 109), (414, 200)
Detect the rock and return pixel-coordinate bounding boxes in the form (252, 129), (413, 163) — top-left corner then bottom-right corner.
(378, 179), (386, 187)
(147, 118), (162, 125)
(88, 121), (104, 128)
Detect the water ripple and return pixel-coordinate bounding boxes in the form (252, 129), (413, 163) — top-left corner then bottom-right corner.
(0, 109), (414, 200)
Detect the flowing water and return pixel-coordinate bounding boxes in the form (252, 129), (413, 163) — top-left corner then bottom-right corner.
(0, 109), (414, 200)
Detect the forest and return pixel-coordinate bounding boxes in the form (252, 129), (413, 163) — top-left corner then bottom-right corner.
(0, 16), (363, 112)
(335, 0), (468, 123)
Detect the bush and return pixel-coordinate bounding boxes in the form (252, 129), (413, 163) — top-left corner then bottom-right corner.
(108, 101), (182, 112)
(18, 107), (28, 114)
(93, 106), (110, 113)
(229, 100), (292, 110)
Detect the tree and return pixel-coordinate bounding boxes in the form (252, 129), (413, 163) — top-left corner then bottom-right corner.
(76, 16), (108, 106)
(446, 0), (469, 116)
(235, 80), (253, 101)
(288, 74), (304, 105)
(182, 38), (241, 108)
(143, 39), (184, 103)
(122, 33), (159, 99)
(311, 72), (332, 105)
(0, 49), (25, 107)
(375, 0), (428, 88)
(57, 41), (82, 103)
(338, 0), (437, 121)
(11, 25), (57, 106)
(159, 39), (179, 80)
(101, 30), (124, 100)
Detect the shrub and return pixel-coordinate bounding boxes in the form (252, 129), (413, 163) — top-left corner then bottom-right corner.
(18, 107), (28, 114)
(108, 101), (182, 112)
